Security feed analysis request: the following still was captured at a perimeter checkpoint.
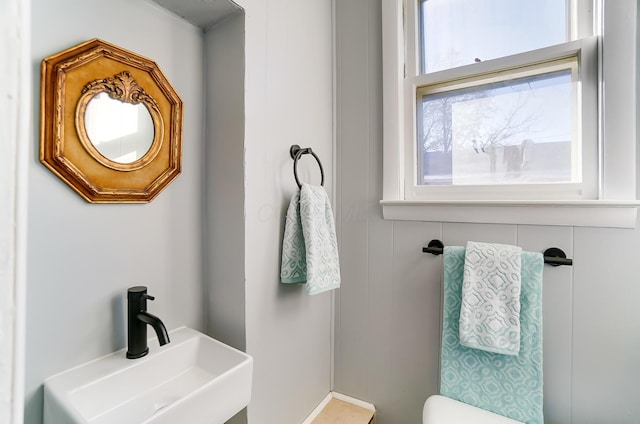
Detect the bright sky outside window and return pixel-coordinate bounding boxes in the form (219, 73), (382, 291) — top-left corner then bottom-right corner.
(419, 0), (569, 74)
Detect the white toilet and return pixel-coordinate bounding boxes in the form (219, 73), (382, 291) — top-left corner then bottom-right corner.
(423, 395), (523, 424)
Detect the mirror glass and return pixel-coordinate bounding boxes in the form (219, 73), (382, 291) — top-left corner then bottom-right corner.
(84, 92), (155, 164)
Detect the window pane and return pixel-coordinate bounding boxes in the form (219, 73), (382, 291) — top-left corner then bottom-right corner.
(417, 69), (576, 186)
(419, 0), (569, 74)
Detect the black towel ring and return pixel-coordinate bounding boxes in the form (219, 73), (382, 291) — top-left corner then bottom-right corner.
(290, 144), (325, 188)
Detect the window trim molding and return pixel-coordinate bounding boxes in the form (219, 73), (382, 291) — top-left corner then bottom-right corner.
(381, 200), (639, 228)
(381, 0), (638, 228)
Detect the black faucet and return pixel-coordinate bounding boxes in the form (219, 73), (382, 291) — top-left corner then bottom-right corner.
(126, 286), (170, 359)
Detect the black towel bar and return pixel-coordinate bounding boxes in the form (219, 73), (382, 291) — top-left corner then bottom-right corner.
(422, 239), (573, 267)
(290, 144), (325, 189)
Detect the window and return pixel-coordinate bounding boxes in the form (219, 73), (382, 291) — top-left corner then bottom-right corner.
(416, 58), (581, 191)
(407, 0), (596, 201)
(381, 0), (639, 227)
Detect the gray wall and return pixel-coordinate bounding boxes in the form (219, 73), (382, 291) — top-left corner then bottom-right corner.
(203, 1), (336, 422)
(26, 2), (336, 424)
(205, 12), (246, 353)
(241, 1), (335, 422)
(204, 14), (247, 424)
(334, 1), (640, 423)
(25, 1), (205, 423)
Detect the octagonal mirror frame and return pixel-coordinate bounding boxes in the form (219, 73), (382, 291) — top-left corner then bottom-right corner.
(40, 39), (183, 203)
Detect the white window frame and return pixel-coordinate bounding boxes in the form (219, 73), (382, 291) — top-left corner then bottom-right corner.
(381, 0), (639, 228)
(410, 50), (593, 201)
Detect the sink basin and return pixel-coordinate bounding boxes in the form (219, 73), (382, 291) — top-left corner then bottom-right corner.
(44, 327), (253, 424)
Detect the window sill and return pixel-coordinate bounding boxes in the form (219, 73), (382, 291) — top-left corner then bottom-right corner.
(380, 200), (639, 228)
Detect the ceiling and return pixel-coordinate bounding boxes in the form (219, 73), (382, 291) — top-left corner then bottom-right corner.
(150, 0), (242, 30)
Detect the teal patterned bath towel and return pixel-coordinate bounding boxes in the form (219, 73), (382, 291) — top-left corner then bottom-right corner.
(280, 184), (341, 295)
(441, 246), (543, 424)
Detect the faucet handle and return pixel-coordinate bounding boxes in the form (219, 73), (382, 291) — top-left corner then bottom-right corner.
(127, 286), (155, 307)
(127, 286), (155, 311)
(128, 286), (149, 297)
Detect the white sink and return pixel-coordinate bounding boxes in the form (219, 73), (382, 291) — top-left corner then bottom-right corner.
(43, 327), (253, 424)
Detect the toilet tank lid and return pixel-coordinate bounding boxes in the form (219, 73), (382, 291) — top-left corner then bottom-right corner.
(423, 396), (524, 424)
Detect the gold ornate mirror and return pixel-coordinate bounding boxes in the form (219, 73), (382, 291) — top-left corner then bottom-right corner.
(40, 39), (183, 203)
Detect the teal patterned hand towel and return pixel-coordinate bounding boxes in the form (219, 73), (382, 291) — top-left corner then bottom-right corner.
(300, 184), (341, 294)
(441, 246), (543, 424)
(280, 191), (307, 284)
(460, 241), (522, 355)
(280, 184), (341, 295)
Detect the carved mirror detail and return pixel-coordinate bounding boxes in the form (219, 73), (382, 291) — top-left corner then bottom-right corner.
(76, 71), (163, 170)
(40, 39), (183, 203)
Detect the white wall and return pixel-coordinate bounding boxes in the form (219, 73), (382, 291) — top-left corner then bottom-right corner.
(334, 1), (640, 423)
(25, 2), (205, 423)
(0, 0), (29, 422)
(237, 0), (335, 422)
